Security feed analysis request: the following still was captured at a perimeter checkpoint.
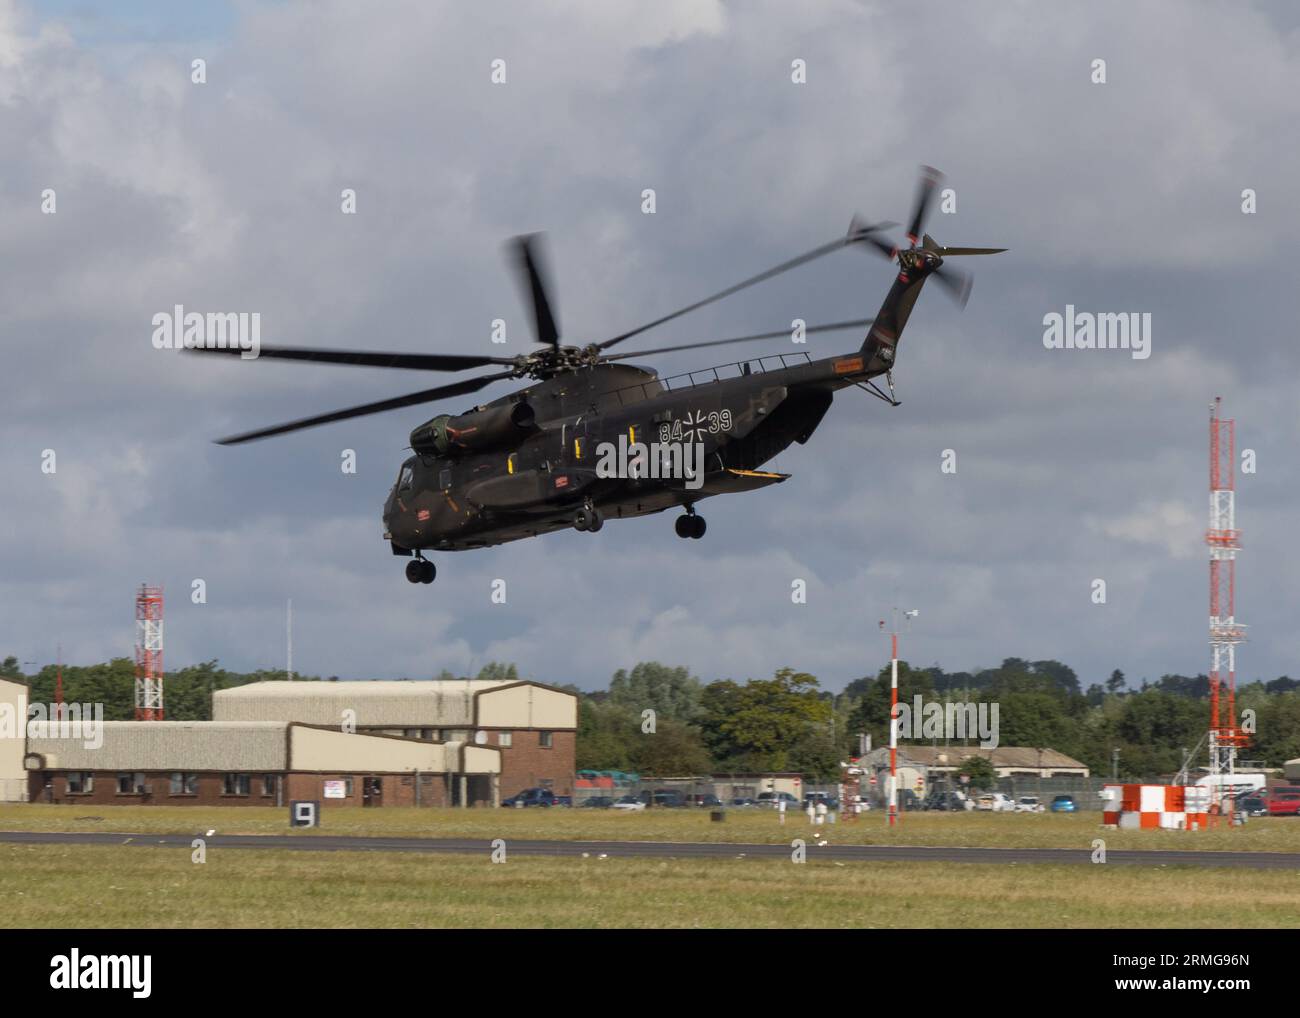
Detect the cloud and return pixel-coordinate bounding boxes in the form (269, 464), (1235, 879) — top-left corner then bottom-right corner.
(2, 0), (1299, 692)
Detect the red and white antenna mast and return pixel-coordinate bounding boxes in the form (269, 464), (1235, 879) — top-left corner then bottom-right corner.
(134, 584), (165, 720)
(1206, 398), (1246, 812)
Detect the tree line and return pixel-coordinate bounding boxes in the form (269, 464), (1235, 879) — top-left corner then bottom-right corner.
(4, 655), (1298, 782)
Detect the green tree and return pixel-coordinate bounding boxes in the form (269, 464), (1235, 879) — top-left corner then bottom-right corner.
(608, 662), (703, 723)
(700, 668), (831, 773)
(958, 755), (996, 789)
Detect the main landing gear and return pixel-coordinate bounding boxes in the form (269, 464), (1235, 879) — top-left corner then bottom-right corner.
(674, 507), (706, 540)
(574, 503), (604, 533)
(405, 556), (436, 584)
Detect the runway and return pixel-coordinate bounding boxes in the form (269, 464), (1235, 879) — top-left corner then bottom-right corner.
(3, 829), (1298, 869)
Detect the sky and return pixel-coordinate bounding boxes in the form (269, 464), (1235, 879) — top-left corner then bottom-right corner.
(2, 0), (1298, 693)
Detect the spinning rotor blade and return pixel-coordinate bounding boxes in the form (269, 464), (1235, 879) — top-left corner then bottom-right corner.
(214, 370), (515, 445)
(597, 227), (894, 352)
(603, 318), (874, 361)
(509, 233), (560, 348)
(905, 165), (943, 246)
(931, 264), (973, 309)
(189, 345), (515, 371)
(849, 213), (900, 258)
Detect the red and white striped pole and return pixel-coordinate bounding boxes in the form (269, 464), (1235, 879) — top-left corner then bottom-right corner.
(889, 629), (899, 827)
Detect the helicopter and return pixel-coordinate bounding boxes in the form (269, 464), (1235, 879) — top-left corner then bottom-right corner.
(196, 166), (1003, 584)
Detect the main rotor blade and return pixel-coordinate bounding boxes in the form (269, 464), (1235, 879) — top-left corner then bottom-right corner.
(905, 165), (943, 246)
(936, 246), (1007, 256)
(509, 233), (560, 348)
(597, 230), (890, 352)
(190, 345), (515, 372)
(603, 319), (874, 361)
(214, 370), (515, 445)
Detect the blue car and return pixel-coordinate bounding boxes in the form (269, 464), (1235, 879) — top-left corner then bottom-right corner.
(1050, 794), (1077, 813)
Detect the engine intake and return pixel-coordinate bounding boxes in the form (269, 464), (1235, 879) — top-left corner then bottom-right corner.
(410, 401), (537, 456)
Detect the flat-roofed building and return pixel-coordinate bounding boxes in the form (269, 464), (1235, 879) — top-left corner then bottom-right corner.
(213, 679), (577, 798)
(23, 719), (501, 807)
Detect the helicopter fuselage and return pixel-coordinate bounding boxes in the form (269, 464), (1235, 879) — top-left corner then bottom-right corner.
(382, 345), (883, 552)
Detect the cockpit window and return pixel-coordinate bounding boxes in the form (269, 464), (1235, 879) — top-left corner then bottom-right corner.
(398, 465), (414, 491)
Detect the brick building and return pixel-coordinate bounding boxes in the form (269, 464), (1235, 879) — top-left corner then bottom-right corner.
(23, 720), (501, 807)
(213, 679), (577, 799)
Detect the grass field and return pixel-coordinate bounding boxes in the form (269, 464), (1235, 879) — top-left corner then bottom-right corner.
(3, 841), (1299, 928)
(3, 804), (1299, 853)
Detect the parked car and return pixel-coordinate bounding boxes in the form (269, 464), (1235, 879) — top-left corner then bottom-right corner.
(923, 790), (970, 811)
(579, 796), (614, 809)
(755, 792), (800, 810)
(640, 789), (687, 808)
(1050, 794), (1078, 813)
(611, 795), (646, 811)
(502, 787), (556, 808)
(687, 793), (722, 808)
(1015, 796), (1045, 813)
(1236, 794), (1268, 817)
(730, 797), (757, 808)
(975, 792), (1016, 812)
(1266, 790), (1300, 816)
(553, 795), (572, 807)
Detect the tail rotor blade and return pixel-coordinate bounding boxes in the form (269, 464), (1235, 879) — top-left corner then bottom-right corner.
(931, 263), (973, 309)
(905, 165), (943, 246)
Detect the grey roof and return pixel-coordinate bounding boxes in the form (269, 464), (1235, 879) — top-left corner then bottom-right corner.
(213, 679), (514, 727)
(27, 721), (288, 771)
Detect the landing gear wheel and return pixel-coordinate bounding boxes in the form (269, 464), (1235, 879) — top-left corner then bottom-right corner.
(405, 560), (424, 584)
(575, 506), (602, 533)
(419, 559), (436, 584)
(587, 510), (603, 533)
(676, 513), (705, 539)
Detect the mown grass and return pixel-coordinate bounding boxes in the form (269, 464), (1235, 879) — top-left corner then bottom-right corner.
(3, 804), (1299, 854)
(1, 842), (1297, 928)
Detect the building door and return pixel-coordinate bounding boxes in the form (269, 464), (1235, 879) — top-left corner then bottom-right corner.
(362, 776), (383, 807)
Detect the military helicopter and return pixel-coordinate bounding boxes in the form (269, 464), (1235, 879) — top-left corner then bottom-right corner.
(197, 167), (1003, 584)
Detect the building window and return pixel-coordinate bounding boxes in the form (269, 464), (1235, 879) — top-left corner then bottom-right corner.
(344, 777), (354, 797)
(117, 772), (144, 794)
(66, 772), (92, 794)
(498, 732), (513, 748)
(169, 772), (198, 795)
(539, 731), (553, 749)
(262, 775), (277, 797)
(420, 728), (433, 740)
(223, 773), (250, 796)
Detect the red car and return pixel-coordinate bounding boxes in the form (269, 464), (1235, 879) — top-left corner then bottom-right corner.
(1266, 786), (1300, 816)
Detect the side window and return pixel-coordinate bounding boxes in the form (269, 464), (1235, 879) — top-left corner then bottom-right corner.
(439, 468), (452, 490)
(398, 465), (414, 491)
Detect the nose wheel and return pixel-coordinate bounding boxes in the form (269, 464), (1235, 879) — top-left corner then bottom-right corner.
(405, 558), (436, 584)
(674, 510), (706, 539)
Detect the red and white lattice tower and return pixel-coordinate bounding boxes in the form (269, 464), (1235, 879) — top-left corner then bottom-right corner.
(1206, 399), (1246, 811)
(134, 584), (164, 720)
